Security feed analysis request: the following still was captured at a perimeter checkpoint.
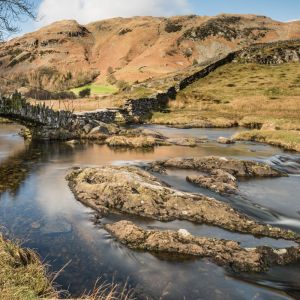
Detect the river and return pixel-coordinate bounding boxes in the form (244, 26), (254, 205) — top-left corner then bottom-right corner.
(0, 124), (300, 299)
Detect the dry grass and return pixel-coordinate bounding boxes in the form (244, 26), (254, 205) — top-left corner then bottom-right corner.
(106, 136), (157, 148)
(0, 235), (57, 300)
(233, 130), (300, 152)
(151, 62), (300, 129)
(78, 280), (134, 300)
(0, 233), (134, 300)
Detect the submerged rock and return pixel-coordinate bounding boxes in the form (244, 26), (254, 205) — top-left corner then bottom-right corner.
(66, 166), (296, 240)
(148, 156), (284, 194)
(106, 220), (300, 272)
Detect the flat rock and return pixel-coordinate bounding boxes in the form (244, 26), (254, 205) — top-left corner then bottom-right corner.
(66, 166), (296, 240)
(106, 221), (300, 272)
(148, 156), (284, 194)
(148, 156), (284, 178)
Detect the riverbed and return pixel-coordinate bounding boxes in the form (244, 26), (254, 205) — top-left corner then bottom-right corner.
(0, 124), (300, 299)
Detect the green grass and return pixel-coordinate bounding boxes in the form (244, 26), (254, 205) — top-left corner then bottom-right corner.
(71, 83), (118, 95)
(234, 130), (300, 152)
(151, 62), (300, 130)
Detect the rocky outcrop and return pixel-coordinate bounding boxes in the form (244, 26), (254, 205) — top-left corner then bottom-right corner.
(66, 166), (296, 240)
(237, 39), (300, 64)
(187, 169), (238, 194)
(147, 156), (284, 194)
(182, 15), (271, 42)
(106, 221), (300, 272)
(148, 156), (283, 177)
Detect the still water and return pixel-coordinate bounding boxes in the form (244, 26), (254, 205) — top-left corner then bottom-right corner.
(0, 124), (300, 299)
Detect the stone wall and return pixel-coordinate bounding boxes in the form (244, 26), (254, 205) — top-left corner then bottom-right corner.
(76, 109), (119, 124)
(0, 97), (75, 128)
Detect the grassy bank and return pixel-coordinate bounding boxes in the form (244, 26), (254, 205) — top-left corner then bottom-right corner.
(151, 62), (300, 130)
(233, 130), (300, 152)
(0, 117), (13, 124)
(0, 235), (56, 300)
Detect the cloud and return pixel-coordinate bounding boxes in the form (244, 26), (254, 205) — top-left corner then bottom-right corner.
(37, 0), (192, 26)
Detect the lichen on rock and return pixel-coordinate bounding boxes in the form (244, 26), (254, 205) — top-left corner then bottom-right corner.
(148, 156), (285, 194)
(105, 220), (300, 272)
(66, 165), (296, 240)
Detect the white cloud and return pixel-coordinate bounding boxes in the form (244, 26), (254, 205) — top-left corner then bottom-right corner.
(37, 0), (192, 26)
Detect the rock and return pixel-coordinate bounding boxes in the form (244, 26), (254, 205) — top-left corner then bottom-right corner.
(40, 218), (72, 235)
(66, 166), (296, 240)
(106, 136), (157, 148)
(149, 156), (284, 194)
(178, 229), (191, 237)
(187, 169), (238, 194)
(106, 221), (300, 272)
(140, 128), (167, 140)
(89, 125), (108, 135)
(148, 156), (284, 178)
(65, 139), (79, 145)
(83, 124), (93, 134)
(31, 222), (41, 229)
(217, 137), (235, 144)
(167, 137), (206, 147)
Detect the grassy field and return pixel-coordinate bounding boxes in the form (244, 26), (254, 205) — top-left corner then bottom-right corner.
(151, 62), (300, 129)
(71, 83), (118, 95)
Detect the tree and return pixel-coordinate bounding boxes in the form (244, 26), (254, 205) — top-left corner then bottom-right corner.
(79, 88), (91, 98)
(0, 0), (35, 40)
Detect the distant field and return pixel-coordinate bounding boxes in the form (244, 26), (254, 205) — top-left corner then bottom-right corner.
(71, 84), (118, 95)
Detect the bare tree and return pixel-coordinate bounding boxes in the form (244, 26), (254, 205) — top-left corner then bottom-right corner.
(0, 0), (35, 40)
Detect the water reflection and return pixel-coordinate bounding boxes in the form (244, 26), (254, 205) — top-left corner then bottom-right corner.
(0, 125), (299, 299)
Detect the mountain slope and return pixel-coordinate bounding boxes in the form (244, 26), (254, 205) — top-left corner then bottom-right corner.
(1, 14), (300, 91)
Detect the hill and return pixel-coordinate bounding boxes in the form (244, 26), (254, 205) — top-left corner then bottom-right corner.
(1, 14), (300, 92)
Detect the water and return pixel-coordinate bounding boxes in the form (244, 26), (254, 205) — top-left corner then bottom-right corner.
(0, 124), (300, 299)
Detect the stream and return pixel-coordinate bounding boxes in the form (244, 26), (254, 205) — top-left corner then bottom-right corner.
(0, 124), (300, 300)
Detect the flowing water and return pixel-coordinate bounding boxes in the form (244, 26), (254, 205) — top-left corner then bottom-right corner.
(0, 124), (300, 299)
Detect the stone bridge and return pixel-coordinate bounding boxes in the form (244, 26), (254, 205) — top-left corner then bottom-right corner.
(0, 95), (125, 140)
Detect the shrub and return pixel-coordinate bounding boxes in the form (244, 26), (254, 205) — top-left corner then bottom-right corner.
(25, 88), (77, 100)
(79, 88), (91, 98)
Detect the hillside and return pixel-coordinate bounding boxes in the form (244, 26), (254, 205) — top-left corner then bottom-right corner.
(1, 14), (300, 92)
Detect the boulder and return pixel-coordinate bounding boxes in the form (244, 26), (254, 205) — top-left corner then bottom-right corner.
(217, 137), (235, 144)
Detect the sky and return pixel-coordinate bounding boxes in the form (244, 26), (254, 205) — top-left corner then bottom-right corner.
(14, 0), (300, 37)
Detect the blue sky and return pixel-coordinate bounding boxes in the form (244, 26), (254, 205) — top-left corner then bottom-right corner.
(189, 0), (300, 21)
(15, 0), (300, 37)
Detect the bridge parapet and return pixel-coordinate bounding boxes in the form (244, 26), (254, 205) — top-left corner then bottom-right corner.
(0, 95), (75, 129)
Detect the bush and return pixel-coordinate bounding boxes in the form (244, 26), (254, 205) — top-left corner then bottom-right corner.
(25, 88), (77, 100)
(79, 88), (91, 98)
